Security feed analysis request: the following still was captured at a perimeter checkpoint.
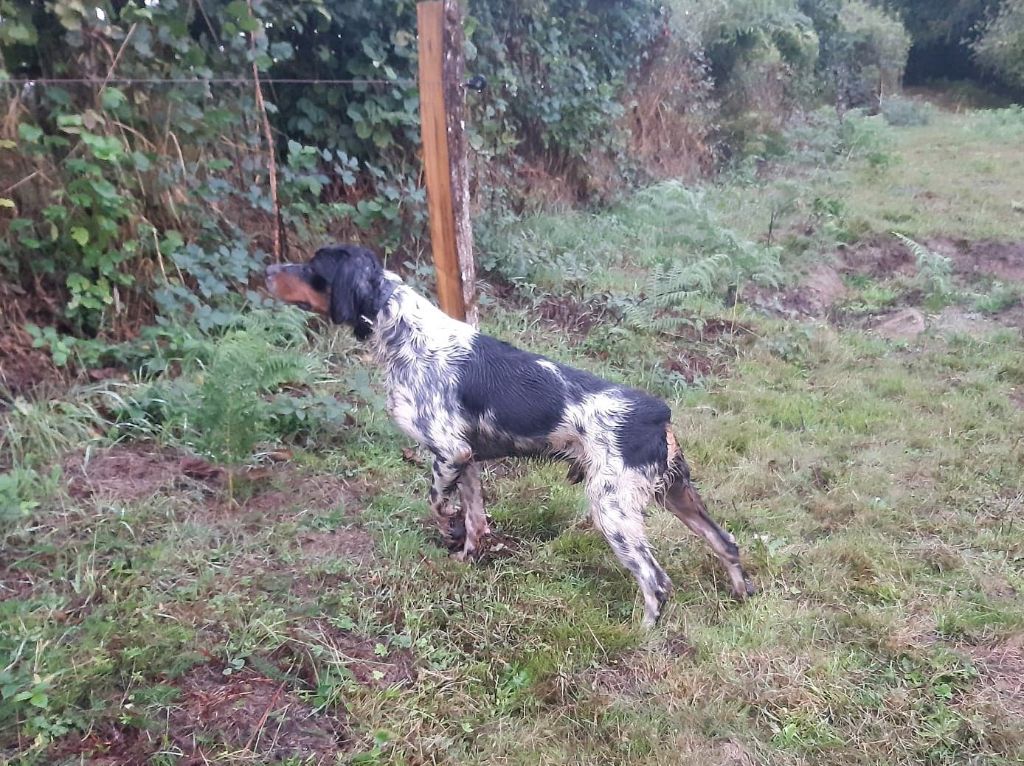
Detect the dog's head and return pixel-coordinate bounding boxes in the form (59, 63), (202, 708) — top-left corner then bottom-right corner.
(264, 245), (390, 340)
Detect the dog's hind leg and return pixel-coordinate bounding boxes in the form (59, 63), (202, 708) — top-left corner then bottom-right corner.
(660, 457), (755, 599)
(453, 461), (491, 561)
(589, 472), (672, 629)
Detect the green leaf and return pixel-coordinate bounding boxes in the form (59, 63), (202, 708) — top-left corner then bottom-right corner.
(0, 198), (15, 209)
(131, 151), (152, 171)
(161, 230), (185, 252)
(70, 227), (89, 246)
(101, 87), (127, 110)
(270, 41), (293, 60)
(17, 123), (42, 143)
(238, 14), (261, 33)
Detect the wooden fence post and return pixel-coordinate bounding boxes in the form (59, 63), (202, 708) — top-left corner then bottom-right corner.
(417, 0), (478, 326)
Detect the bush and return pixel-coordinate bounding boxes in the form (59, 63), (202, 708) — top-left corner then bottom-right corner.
(973, 0), (1024, 90)
(833, 0), (911, 109)
(0, 0), (664, 351)
(880, 96), (935, 126)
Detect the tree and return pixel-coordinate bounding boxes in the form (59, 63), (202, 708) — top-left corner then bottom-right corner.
(973, 0), (1024, 89)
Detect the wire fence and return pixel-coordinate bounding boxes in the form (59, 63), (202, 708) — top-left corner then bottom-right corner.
(1, 77), (415, 87)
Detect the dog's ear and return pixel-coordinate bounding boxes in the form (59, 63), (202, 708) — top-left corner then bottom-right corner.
(311, 245), (385, 340)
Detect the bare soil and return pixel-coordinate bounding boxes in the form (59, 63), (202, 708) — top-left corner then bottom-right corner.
(582, 648), (669, 700)
(65, 445), (200, 502)
(743, 265), (851, 319)
(0, 281), (66, 401)
(167, 663), (348, 763)
(298, 526), (376, 566)
(964, 634), (1024, 717)
(838, 235), (1024, 283)
(274, 619), (418, 690)
(64, 444), (362, 518)
(661, 317), (754, 383)
(47, 722), (157, 765)
(537, 293), (614, 338)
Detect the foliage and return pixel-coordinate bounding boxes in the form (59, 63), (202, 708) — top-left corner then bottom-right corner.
(470, 0), (663, 165)
(972, 0), (1024, 89)
(619, 186), (781, 334)
(663, 0), (910, 161)
(0, 0), (666, 353)
(672, 0), (820, 118)
(882, 0), (999, 49)
(892, 232), (954, 304)
(837, 110), (895, 167)
(0, 0), (288, 341)
(833, 0), (911, 105)
(115, 309), (352, 468)
(880, 95), (934, 126)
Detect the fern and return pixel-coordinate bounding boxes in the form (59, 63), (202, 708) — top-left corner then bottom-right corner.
(619, 183), (781, 335)
(892, 232), (953, 301)
(186, 310), (322, 498)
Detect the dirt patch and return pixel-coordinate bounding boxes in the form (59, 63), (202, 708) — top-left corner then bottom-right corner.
(932, 307), (1006, 338)
(64, 443), (364, 518)
(837, 237), (918, 279)
(871, 308), (927, 340)
(0, 330), (64, 403)
(664, 350), (722, 383)
(963, 634), (1024, 716)
(940, 238), (1024, 283)
(744, 266), (849, 318)
(239, 469), (360, 519)
(275, 619), (417, 690)
(837, 236), (1024, 284)
(537, 294), (614, 338)
(298, 526), (376, 565)
(65, 445), (199, 502)
(715, 740), (758, 766)
(582, 649), (668, 699)
(662, 317), (754, 382)
(167, 663), (347, 763)
(0, 282), (66, 402)
(47, 721), (156, 765)
(993, 303), (1024, 331)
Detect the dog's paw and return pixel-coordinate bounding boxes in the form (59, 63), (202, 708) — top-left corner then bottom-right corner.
(732, 578), (757, 600)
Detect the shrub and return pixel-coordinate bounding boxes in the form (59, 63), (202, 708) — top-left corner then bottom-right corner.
(973, 0), (1024, 90)
(833, 0), (912, 109)
(880, 96), (935, 126)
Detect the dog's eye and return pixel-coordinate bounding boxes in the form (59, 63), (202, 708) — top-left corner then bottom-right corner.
(310, 275), (328, 291)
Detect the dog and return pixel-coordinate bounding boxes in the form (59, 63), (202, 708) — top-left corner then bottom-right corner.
(265, 244), (754, 627)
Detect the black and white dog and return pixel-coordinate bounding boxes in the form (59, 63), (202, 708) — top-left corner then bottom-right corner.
(265, 244), (754, 627)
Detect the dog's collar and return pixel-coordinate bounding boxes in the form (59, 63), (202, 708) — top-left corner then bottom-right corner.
(377, 277), (400, 311)
(358, 277), (401, 330)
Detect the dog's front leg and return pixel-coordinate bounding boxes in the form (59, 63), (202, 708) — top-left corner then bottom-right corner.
(429, 452), (469, 550)
(453, 461), (490, 562)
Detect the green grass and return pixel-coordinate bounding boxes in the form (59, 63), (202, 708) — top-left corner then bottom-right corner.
(2, 103), (1024, 764)
(708, 106), (1024, 250)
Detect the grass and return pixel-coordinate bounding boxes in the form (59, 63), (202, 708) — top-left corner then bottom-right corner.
(2, 101), (1024, 764)
(707, 106), (1024, 250)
